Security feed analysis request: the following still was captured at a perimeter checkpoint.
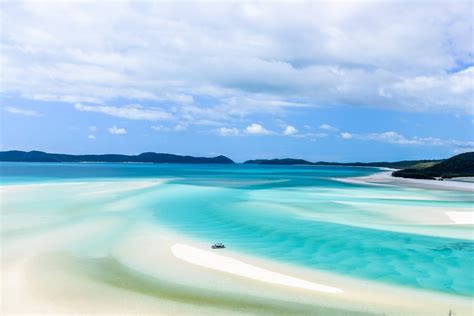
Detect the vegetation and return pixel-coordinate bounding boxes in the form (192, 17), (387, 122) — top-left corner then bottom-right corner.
(3, 151), (472, 180)
(244, 158), (442, 169)
(0, 150), (235, 164)
(392, 152), (474, 179)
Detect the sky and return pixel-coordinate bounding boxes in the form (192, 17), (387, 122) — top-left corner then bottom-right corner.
(0, 0), (473, 162)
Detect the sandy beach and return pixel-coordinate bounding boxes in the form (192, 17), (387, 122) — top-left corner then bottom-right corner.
(3, 220), (472, 315)
(338, 170), (474, 192)
(2, 0), (473, 313)
(1, 180), (473, 315)
(334, 171), (474, 231)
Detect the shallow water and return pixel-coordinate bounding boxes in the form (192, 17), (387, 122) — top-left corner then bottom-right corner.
(1, 162), (473, 296)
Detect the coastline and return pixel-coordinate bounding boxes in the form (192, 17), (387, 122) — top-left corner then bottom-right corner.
(2, 179), (473, 315)
(336, 171), (474, 227)
(337, 170), (474, 192)
(3, 219), (472, 315)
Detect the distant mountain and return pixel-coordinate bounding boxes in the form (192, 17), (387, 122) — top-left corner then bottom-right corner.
(244, 158), (441, 169)
(392, 152), (474, 179)
(0, 150), (235, 164)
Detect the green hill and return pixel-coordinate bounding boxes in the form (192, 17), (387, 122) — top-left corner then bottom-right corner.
(244, 158), (441, 169)
(0, 151), (235, 164)
(392, 152), (474, 179)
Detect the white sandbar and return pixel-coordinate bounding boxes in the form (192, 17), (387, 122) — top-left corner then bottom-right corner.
(446, 211), (474, 224)
(338, 171), (474, 192)
(171, 243), (343, 294)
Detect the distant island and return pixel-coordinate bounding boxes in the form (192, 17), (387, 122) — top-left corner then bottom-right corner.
(245, 152), (474, 180)
(1, 150), (473, 180)
(244, 158), (442, 169)
(0, 150), (235, 164)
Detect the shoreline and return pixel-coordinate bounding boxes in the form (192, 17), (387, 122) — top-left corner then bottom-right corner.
(337, 170), (474, 192)
(3, 217), (472, 315)
(337, 171), (474, 226)
(2, 179), (473, 315)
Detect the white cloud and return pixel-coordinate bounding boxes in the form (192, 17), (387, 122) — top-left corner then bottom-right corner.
(283, 125), (298, 136)
(88, 126), (98, 132)
(0, 1), (471, 119)
(382, 67), (474, 113)
(3, 106), (41, 117)
(340, 130), (474, 150)
(88, 134), (96, 139)
(364, 131), (422, 145)
(340, 132), (353, 139)
(216, 125), (327, 138)
(218, 127), (240, 136)
(319, 124), (338, 132)
(74, 103), (173, 121)
(245, 123), (271, 135)
(108, 125), (126, 135)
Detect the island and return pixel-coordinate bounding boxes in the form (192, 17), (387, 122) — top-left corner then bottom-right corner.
(244, 153), (474, 181)
(2, 150), (473, 180)
(0, 150), (235, 164)
(244, 158), (442, 169)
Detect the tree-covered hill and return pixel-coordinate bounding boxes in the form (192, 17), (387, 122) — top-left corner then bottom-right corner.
(392, 152), (474, 179)
(0, 150), (235, 164)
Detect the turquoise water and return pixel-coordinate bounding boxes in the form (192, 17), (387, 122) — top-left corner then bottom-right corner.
(1, 162), (473, 296)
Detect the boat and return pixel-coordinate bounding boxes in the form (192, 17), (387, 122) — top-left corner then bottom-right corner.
(211, 243), (225, 249)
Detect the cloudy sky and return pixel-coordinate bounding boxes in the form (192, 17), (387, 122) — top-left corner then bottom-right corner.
(0, 0), (473, 162)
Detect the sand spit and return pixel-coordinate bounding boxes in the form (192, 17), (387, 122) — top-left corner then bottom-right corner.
(446, 211), (474, 225)
(171, 243), (343, 294)
(338, 171), (474, 192)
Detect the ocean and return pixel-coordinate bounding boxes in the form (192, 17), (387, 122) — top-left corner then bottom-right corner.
(1, 162), (473, 297)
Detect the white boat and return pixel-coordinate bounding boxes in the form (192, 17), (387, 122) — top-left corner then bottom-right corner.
(211, 243), (225, 249)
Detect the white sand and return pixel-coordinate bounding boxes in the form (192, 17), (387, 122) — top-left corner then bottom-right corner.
(171, 243), (343, 294)
(446, 211), (474, 224)
(2, 180), (473, 315)
(338, 171), (474, 192)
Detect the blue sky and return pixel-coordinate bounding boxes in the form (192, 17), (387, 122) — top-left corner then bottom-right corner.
(0, 1), (473, 162)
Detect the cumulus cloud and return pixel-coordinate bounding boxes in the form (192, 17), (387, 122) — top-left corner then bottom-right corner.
(283, 125), (298, 136)
(340, 132), (353, 139)
(381, 67), (474, 113)
(218, 127), (240, 136)
(245, 123), (271, 135)
(88, 134), (96, 139)
(3, 106), (41, 117)
(0, 0), (472, 120)
(217, 125), (328, 139)
(364, 131), (423, 145)
(319, 124), (339, 132)
(108, 125), (126, 135)
(340, 130), (474, 149)
(88, 126), (98, 132)
(75, 103), (173, 121)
